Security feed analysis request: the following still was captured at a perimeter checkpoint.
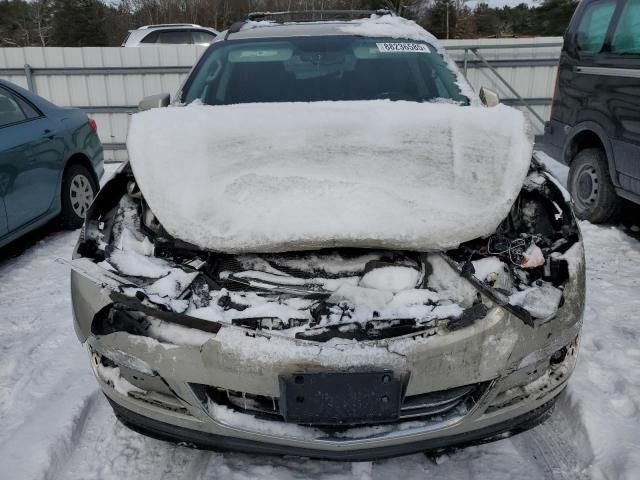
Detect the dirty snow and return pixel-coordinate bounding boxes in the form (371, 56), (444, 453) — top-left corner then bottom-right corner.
(1, 161), (640, 479)
(128, 101), (532, 253)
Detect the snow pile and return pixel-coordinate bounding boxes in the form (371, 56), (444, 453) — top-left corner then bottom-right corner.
(106, 196), (170, 278)
(318, 291), (462, 326)
(102, 221), (469, 337)
(472, 257), (508, 282)
(340, 15), (441, 44)
(359, 265), (421, 292)
(145, 269), (199, 298)
(94, 363), (145, 397)
(128, 101), (532, 253)
(109, 249), (170, 278)
(428, 255), (478, 307)
(533, 150), (569, 186)
(184, 261), (462, 337)
(146, 317), (216, 347)
(509, 282), (563, 319)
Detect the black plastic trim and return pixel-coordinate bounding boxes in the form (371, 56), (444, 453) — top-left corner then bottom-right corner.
(107, 395), (557, 461)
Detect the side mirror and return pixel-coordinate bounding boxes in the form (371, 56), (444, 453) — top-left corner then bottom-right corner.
(479, 87), (500, 107)
(138, 93), (170, 112)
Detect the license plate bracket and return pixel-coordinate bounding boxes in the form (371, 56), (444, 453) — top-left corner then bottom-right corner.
(279, 371), (401, 425)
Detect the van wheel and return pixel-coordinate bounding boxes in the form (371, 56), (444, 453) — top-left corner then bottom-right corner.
(568, 148), (620, 223)
(60, 164), (97, 229)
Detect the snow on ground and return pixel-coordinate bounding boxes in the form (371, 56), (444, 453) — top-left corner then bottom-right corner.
(0, 162), (639, 479)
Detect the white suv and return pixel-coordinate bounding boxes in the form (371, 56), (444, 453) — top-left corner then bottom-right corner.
(122, 24), (219, 47)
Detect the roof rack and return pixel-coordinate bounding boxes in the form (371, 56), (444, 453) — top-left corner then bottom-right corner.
(224, 9), (394, 41)
(246, 9), (394, 22)
(139, 23), (201, 29)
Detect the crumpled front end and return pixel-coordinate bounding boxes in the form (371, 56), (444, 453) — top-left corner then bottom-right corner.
(70, 161), (584, 459)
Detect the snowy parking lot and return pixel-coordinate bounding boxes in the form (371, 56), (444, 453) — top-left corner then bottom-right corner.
(1, 161), (639, 480)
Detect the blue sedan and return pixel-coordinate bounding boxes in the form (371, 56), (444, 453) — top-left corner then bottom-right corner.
(0, 79), (103, 247)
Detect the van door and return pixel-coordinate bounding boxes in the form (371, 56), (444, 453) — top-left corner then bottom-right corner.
(599, 0), (640, 195)
(559, 0), (618, 132)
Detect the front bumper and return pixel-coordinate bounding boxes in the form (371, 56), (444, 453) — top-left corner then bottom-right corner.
(107, 393), (557, 461)
(71, 249), (583, 459)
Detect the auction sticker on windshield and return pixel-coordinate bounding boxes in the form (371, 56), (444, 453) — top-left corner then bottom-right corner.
(376, 42), (430, 53)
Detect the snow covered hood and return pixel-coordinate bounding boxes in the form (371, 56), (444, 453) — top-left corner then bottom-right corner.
(127, 101), (532, 253)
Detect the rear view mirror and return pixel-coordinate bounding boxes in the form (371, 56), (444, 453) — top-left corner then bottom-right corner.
(138, 93), (170, 112)
(479, 87), (500, 107)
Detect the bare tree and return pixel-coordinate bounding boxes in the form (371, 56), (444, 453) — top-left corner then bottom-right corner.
(31, 0), (54, 46)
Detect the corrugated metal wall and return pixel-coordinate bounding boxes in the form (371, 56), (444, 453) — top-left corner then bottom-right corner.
(445, 37), (562, 132)
(0, 38), (562, 162)
(0, 45), (202, 162)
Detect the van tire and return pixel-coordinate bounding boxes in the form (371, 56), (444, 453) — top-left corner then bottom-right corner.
(568, 148), (620, 223)
(60, 164), (98, 229)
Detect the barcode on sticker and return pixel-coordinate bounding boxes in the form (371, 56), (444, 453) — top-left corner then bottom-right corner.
(376, 42), (430, 53)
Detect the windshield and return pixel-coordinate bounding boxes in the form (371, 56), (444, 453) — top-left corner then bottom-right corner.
(181, 36), (469, 105)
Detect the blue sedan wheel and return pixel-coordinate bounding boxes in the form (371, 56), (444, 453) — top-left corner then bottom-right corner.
(60, 164), (97, 228)
(70, 173), (94, 218)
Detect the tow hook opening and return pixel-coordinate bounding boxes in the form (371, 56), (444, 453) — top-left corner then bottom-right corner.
(550, 347), (568, 365)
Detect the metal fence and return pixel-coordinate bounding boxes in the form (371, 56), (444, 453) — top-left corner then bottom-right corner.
(0, 38), (562, 162)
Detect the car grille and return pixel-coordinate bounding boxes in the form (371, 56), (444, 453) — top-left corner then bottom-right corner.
(190, 382), (486, 426)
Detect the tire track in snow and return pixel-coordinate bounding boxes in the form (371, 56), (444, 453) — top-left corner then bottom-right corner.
(0, 231), (80, 424)
(0, 374), (99, 480)
(52, 395), (200, 480)
(43, 390), (102, 480)
(509, 399), (591, 479)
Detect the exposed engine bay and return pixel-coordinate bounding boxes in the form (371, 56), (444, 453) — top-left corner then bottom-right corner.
(75, 160), (582, 343)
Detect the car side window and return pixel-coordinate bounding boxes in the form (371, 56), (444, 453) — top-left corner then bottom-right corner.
(0, 87), (28, 127)
(192, 30), (215, 45)
(576, 0), (617, 54)
(156, 30), (192, 44)
(611, 0), (640, 54)
(14, 95), (41, 119)
(141, 31), (159, 44)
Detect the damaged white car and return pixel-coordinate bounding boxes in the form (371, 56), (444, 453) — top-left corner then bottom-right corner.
(70, 12), (585, 460)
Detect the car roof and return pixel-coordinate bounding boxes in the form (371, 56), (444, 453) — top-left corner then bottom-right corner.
(217, 16), (443, 51)
(123, 25), (219, 46)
